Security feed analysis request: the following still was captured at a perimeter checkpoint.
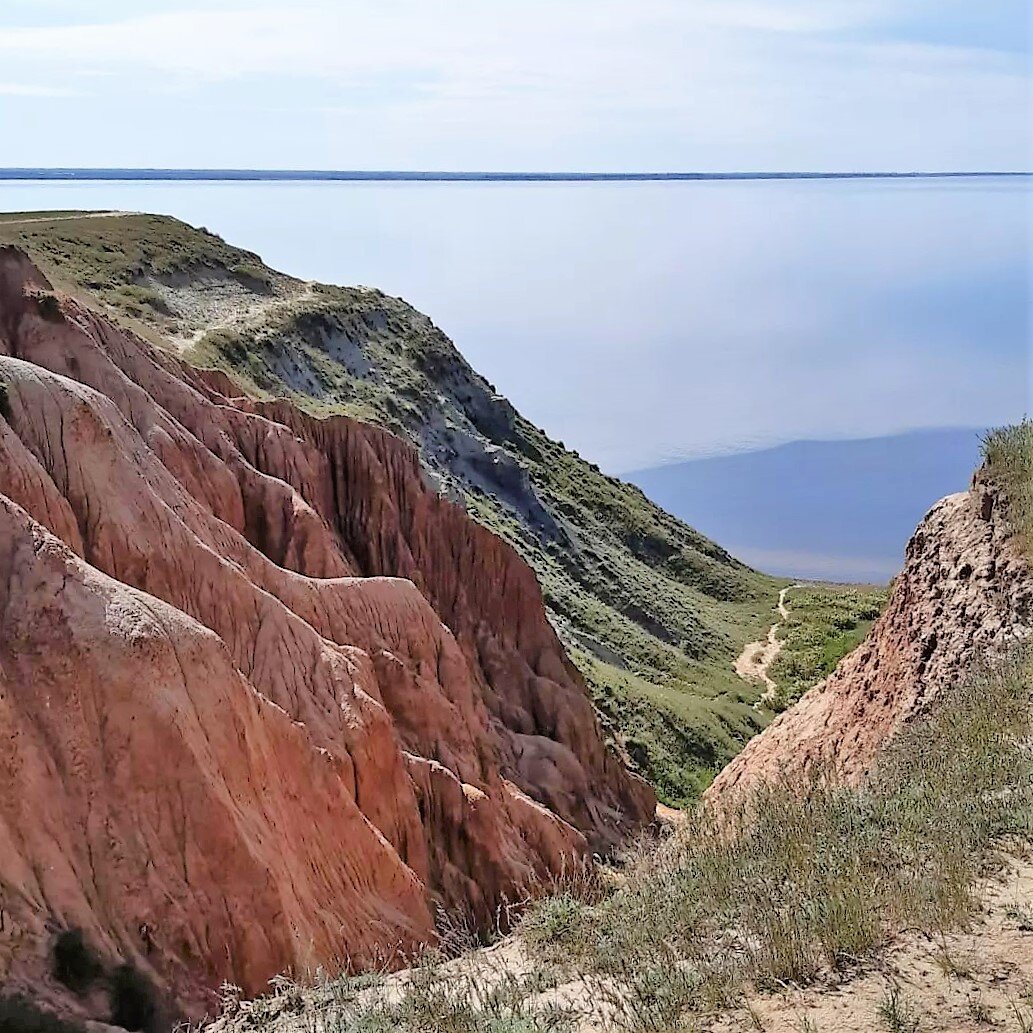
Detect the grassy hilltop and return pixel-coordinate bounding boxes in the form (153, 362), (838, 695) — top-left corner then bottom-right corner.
(0, 211), (787, 802)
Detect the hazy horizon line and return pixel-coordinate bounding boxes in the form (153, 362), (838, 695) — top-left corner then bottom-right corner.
(620, 424), (989, 475)
(2, 168), (1031, 183)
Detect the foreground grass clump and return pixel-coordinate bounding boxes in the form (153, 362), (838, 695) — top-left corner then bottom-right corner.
(322, 969), (573, 1033)
(768, 584), (887, 710)
(212, 963), (577, 1033)
(983, 419), (1033, 547)
(521, 652), (1032, 1028)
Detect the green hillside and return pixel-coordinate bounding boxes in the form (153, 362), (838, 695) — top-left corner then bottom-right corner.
(768, 583), (887, 711)
(0, 212), (784, 803)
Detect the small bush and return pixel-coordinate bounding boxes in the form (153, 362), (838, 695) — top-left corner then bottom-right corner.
(109, 285), (173, 318)
(0, 382), (11, 422)
(230, 262), (273, 292)
(52, 928), (102, 995)
(877, 984), (920, 1033)
(521, 894), (589, 950)
(35, 291), (64, 322)
(983, 420), (1033, 551)
(108, 963), (158, 1032)
(199, 328), (247, 362)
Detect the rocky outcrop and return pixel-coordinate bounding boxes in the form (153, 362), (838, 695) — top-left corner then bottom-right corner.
(0, 248), (653, 1028)
(708, 476), (1033, 803)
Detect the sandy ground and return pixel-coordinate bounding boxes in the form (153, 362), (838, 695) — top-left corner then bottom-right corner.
(711, 856), (1033, 1032)
(735, 585), (796, 700)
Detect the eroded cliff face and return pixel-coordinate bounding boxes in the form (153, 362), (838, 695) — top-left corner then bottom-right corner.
(708, 474), (1033, 804)
(0, 248), (653, 1027)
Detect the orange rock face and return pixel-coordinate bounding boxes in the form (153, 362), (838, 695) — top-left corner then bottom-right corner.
(708, 477), (1032, 805)
(0, 249), (653, 1026)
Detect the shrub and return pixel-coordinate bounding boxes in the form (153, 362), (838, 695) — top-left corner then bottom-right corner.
(877, 985), (920, 1033)
(0, 382), (11, 422)
(110, 285), (173, 318)
(230, 262), (273, 292)
(983, 419), (1033, 549)
(108, 964), (158, 1032)
(52, 929), (102, 995)
(35, 291), (64, 322)
(520, 894), (589, 950)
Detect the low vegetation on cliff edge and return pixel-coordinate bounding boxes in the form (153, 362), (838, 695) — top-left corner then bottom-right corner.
(984, 419), (1033, 547)
(0, 211), (787, 804)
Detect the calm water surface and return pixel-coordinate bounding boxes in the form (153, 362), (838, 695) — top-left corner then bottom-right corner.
(1, 178), (1028, 578)
(1, 177), (1027, 471)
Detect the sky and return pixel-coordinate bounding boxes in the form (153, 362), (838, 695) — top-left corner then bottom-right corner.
(0, 0), (1030, 172)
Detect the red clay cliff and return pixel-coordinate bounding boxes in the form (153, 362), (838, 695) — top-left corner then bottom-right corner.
(0, 249), (653, 1026)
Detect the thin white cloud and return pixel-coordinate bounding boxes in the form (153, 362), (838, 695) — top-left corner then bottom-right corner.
(0, 81), (78, 96)
(0, 1), (1026, 170)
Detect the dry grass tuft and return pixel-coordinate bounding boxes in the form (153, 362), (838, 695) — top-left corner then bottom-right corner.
(983, 419), (1033, 552)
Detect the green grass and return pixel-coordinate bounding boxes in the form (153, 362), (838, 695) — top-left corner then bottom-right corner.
(0, 212), (281, 342)
(768, 584), (888, 711)
(106, 283), (173, 318)
(577, 650), (770, 803)
(0, 213), (262, 293)
(1, 212), (784, 804)
(983, 419), (1033, 549)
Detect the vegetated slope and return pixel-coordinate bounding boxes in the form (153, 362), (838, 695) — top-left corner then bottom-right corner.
(766, 583), (887, 711)
(0, 246), (654, 1028)
(0, 212), (783, 803)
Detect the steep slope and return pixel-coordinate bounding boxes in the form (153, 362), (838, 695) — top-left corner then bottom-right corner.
(0, 247), (653, 1027)
(709, 454), (1033, 802)
(0, 212), (783, 803)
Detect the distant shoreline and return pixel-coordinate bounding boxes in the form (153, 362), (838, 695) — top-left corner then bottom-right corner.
(0, 169), (1029, 183)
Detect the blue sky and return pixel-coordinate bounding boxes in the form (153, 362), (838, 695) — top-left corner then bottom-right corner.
(0, 0), (1029, 171)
